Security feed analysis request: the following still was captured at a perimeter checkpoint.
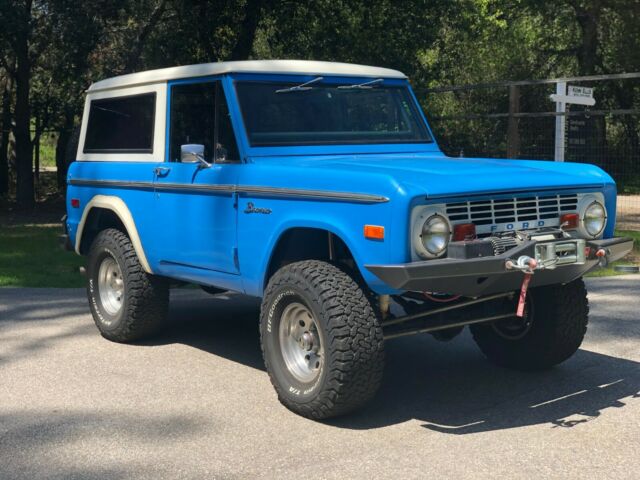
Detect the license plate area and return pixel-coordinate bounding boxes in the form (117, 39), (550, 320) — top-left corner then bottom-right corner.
(535, 239), (586, 270)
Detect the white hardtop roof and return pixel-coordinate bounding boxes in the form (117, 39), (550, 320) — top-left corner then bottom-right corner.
(87, 60), (407, 93)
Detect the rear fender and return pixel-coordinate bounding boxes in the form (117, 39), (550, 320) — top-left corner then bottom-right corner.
(76, 195), (152, 273)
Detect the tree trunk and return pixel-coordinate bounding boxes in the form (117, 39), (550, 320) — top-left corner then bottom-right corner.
(0, 82), (11, 196)
(33, 116), (41, 184)
(55, 112), (75, 190)
(14, 73), (33, 207)
(570, 1), (606, 167)
(13, 1), (34, 209)
(122, 0), (167, 73)
(229, 0), (266, 61)
(571, 1), (601, 75)
(507, 85), (520, 159)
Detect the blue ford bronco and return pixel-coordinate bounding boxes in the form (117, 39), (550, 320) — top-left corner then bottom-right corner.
(63, 60), (633, 419)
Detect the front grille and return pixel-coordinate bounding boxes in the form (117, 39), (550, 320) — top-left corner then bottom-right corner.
(445, 193), (579, 234)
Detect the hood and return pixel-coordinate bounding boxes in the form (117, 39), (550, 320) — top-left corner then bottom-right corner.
(254, 153), (613, 199)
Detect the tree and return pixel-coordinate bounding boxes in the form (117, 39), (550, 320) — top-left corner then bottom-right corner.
(254, 0), (449, 79)
(0, 70), (12, 196)
(0, 0), (39, 208)
(1, 0), (639, 207)
(36, 0), (126, 188)
(230, 0), (274, 60)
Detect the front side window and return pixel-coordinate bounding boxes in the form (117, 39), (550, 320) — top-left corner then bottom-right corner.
(169, 81), (239, 163)
(235, 80), (432, 147)
(84, 93), (155, 153)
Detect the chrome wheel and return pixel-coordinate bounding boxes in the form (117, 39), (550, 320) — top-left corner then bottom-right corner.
(98, 256), (124, 316)
(278, 302), (324, 383)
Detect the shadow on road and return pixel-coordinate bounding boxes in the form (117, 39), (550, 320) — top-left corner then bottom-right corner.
(0, 411), (206, 479)
(148, 290), (640, 434)
(331, 335), (640, 433)
(0, 296), (90, 323)
(140, 290), (265, 371)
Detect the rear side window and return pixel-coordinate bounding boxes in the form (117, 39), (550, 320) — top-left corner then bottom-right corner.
(84, 93), (156, 153)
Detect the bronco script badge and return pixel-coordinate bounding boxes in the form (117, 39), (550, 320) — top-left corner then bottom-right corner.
(244, 202), (272, 214)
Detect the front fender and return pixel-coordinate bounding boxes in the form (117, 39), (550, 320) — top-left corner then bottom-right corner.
(236, 196), (406, 296)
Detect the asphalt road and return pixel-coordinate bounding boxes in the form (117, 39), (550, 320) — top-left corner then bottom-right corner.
(1, 276), (639, 479)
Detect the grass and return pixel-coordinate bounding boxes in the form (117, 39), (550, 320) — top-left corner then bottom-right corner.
(0, 224), (85, 287)
(39, 141), (57, 168)
(0, 223), (637, 288)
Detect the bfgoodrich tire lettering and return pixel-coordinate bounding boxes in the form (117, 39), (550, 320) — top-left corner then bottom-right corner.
(260, 260), (385, 419)
(87, 228), (169, 343)
(471, 278), (589, 370)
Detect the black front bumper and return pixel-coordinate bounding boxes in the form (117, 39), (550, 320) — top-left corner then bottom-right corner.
(366, 237), (634, 296)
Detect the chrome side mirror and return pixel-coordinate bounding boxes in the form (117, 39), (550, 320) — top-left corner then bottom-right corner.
(181, 144), (211, 168)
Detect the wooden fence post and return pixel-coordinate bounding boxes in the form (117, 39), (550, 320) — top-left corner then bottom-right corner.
(507, 85), (520, 158)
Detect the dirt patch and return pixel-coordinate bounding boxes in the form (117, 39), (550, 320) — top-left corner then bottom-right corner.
(0, 196), (65, 226)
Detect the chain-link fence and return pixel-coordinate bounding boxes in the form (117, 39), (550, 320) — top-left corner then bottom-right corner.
(417, 73), (640, 232)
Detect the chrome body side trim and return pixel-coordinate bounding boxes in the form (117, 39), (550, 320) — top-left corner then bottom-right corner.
(70, 179), (157, 190)
(238, 185), (388, 203)
(68, 178), (389, 203)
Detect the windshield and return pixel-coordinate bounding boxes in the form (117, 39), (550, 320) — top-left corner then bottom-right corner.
(235, 80), (432, 147)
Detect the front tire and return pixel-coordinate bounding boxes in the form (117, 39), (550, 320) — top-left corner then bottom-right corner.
(87, 228), (169, 343)
(471, 278), (589, 370)
(260, 260), (384, 419)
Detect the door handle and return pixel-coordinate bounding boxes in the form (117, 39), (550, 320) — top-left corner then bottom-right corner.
(154, 166), (170, 176)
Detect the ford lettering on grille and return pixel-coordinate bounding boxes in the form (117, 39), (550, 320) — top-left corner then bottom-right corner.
(446, 193), (579, 235)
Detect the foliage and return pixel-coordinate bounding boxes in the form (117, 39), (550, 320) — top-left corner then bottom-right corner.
(0, 0), (639, 208)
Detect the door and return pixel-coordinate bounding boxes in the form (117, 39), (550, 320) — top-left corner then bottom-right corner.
(153, 80), (241, 274)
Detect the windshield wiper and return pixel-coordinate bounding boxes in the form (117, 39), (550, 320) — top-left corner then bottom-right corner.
(337, 78), (384, 90)
(275, 76), (324, 93)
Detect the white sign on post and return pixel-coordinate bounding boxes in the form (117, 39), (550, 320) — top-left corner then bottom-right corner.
(550, 83), (596, 161)
(568, 85), (594, 99)
(550, 88), (596, 106)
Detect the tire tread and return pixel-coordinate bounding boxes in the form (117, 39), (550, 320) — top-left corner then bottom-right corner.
(260, 260), (384, 419)
(471, 278), (589, 370)
(88, 228), (169, 343)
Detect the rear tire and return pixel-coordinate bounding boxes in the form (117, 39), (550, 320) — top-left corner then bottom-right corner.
(260, 260), (384, 419)
(87, 228), (169, 343)
(471, 278), (589, 370)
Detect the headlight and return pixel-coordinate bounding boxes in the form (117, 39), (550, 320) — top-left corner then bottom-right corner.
(420, 214), (451, 257)
(582, 201), (606, 237)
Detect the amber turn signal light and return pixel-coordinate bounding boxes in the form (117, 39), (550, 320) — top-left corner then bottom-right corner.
(453, 223), (476, 241)
(364, 225), (385, 240)
(560, 213), (579, 229)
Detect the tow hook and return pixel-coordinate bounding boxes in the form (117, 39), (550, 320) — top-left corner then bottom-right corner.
(505, 256), (538, 318)
(505, 255), (538, 273)
(595, 248), (608, 267)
